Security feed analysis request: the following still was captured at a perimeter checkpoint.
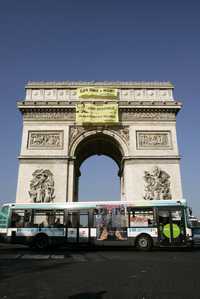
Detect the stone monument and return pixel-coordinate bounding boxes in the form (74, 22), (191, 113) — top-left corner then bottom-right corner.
(16, 81), (183, 203)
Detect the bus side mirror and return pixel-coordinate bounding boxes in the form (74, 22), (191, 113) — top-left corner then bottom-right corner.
(189, 207), (192, 216)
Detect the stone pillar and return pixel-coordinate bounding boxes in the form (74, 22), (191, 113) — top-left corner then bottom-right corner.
(67, 159), (75, 202)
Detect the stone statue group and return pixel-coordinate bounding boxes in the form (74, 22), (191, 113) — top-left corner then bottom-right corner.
(29, 169), (55, 203)
(28, 166), (171, 203)
(143, 166), (172, 200)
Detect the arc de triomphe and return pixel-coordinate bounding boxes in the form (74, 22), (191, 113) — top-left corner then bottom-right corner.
(16, 81), (183, 203)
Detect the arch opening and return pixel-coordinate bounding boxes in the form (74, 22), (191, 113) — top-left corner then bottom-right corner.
(70, 133), (125, 202)
(79, 155), (120, 202)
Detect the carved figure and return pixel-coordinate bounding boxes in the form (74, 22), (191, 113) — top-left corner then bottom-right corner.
(29, 132), (61, 148)
(144, 166), (171, 200)
(29, 169), (55, 203)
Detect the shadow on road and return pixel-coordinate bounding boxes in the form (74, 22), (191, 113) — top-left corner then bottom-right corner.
(0, 259), (74, 282)
(68, 291), (107, 299)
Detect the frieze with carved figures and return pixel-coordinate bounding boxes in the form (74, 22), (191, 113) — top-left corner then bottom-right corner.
(137, 131), (172, 149)
(28, 131), (63, 149)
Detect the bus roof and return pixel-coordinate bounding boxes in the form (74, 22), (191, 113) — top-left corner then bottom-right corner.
(2, 199), (187, 210)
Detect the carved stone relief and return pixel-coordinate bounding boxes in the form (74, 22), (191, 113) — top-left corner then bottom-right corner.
(143, 166), (172, 200)
(69, 126), (129, 146)
(110, 127), (129, 143)
(70, 126), (86, 143)
(28, 131), (63, 149)
(23, 108), (176, 122)
(32, 89), (43, 100)
(120, 111), (176, 121)
(133, 89), (144, 100)
(23, 111), (75, 121)
(29, 169), (55, 203)
(44, 89), (57, 100)
(146, 89), (156, 100)
(27, 87), (173, 101)
(137, 131), (172, 149)
(159, 89), (172, 100)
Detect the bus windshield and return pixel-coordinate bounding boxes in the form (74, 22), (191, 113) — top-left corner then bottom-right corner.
(0, 205), (10, 229)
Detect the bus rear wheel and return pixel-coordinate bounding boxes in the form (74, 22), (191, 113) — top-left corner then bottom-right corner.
(136, 235), (152, 251)
(34, 234), (49, 250)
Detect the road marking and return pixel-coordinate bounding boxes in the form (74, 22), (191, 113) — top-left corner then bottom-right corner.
(0, 254), (21, 259)
(100, 253), (121, 260)
(71, 254), (87, 262)
(0, 252), (124, 262)
(21, 254), (50, 259)
(51, 255), (65, 259)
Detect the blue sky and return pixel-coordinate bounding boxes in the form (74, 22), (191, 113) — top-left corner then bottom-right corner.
(0, 1), (200, 215)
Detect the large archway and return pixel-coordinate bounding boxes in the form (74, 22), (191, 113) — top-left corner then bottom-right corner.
(17, 81), (183, 204)
(79, 155), (120, 201)
(68, 131), (127, 202)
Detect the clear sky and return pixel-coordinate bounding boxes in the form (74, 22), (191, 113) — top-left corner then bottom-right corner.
(0, 1), (199, 215)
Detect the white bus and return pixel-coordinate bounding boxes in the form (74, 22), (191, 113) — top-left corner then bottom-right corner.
(0, 199), (192, 251)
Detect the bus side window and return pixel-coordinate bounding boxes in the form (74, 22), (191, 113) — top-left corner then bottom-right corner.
(54, 210), (64, 227)
(11, 210), (25, 228)
(129, 208), (155, 227)
(24, 210), (32, 227)
(79, 213), (88, 228)
(33, 210), (52, 228)
(68, 213), (80, 227)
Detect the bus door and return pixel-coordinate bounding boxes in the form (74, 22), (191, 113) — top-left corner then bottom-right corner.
(157, 208), (186, 246)
(66, 211), (89, 244)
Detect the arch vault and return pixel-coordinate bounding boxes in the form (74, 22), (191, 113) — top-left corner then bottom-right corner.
(68, 129), (128, 201)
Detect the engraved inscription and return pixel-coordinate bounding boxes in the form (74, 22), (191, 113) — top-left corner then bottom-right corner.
(28, 131), (63, 149)
(137, 131), (171, 149)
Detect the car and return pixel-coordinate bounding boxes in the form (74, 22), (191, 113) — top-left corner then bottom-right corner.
(192, 227), (200, 247)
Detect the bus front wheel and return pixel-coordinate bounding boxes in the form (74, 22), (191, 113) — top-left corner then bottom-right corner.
(136, 234), (152, 251)
(34, 234), (49, 250)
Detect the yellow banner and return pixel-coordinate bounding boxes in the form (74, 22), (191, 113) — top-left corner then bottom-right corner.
(76, 103), (118, 124)
(77, 87), (118, 99)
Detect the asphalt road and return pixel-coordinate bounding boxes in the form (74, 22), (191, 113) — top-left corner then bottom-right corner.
(0, 244), (200, 299)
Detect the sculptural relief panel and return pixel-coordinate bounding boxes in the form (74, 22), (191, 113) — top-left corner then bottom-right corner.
(134, 89), (145, 100)
(136, 131), (172, 150)
(159, 89), (173, 100)
(29, 169), (55, 203)
(120, 89), (133, 100)
(143, 166), (172, 200)
(23, 110), (75, 121)
(69, 126), (129, 147)
(26, 87), (174, 102)
(44, 89), (57, 100)
(120, 110), (176, 121)
(27, 131), (63, 149)
(57, 89), (65, 100)
(119, 88), (173, 101)
(146, 89), (156, 100)
(32, 89), (43, 100)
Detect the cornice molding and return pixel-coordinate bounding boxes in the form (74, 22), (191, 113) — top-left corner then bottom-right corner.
(25, 81), (174, 89)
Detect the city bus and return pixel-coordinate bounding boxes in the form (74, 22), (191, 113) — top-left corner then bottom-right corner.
(0, 199), (192, 251)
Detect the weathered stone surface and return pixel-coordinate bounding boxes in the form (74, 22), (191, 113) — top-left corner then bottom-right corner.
(16, 81), (183, 203)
